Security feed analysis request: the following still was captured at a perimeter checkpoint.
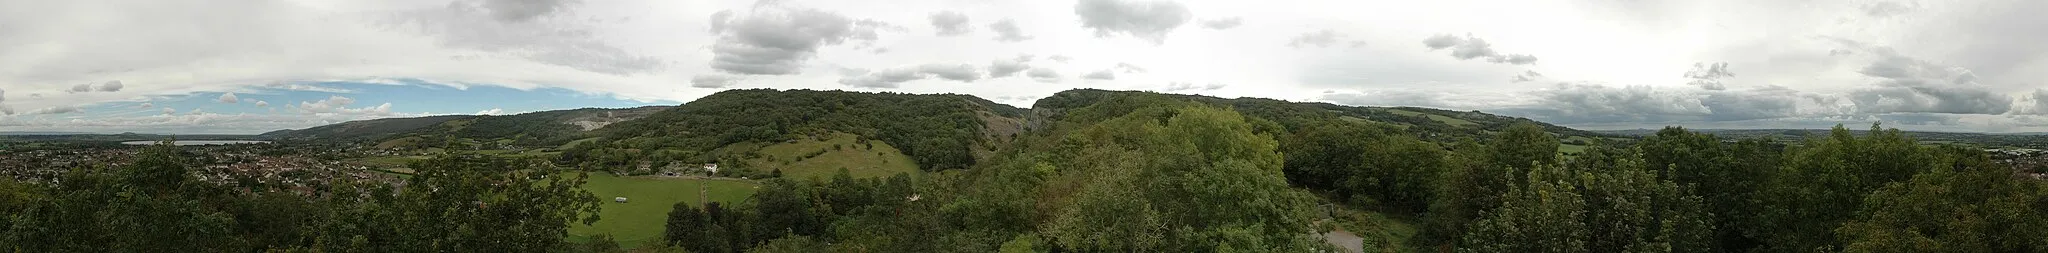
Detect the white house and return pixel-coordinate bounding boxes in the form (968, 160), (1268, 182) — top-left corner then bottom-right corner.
(704, 163), (720, 174)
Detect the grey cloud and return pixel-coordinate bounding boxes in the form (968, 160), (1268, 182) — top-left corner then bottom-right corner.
(1199, 17), (1242, 29)
(989, 19), (1033, 42)
(708, 6), (865, 75)
(1049, 55), (1073, 63)
(97, 81), (124, 92)
(1320, 90), (1460, 109)
(387, 1), (662, 75)
(929, 11), (971, 36)
(1510, 70), (1543, 83)
(480, 0), (577, 22)
(1164, 82), (1225, 91)
(1288, 29), (1344, 48)
(1841, 45), (2013, 114)
(29, 94), (41, 98)
(68, 84), (92, 93)
(1026, 68), (1062, 83)
(1497, 84), (1857, 124)
(0, 88), (6, 102)
(1348, 41), (1368, 48)
(139, 102), (152, 109)
(836, 63), (983, 88)
(1862, 1), (1913, 18)
(1074, 0), (1192, 44)
(1421, 33), (1538, 65)
(1081, 69), (1116, 80)
(989, 58), (1030, 77)
(162, 107), (176, 115)
(918, 63), (983, 82)
(1113, 63), (1147, 73)
(1421, 34), (1462, 50)
(691, 75), (740, 88)
(2025, 89), (2048, 115)
(1851, 87), (2011, 114)
(1684, 62), (1734, 90)
(30, 105), (83, 115)
(219, 92), (239, 104)
(837, 68), (925, 88)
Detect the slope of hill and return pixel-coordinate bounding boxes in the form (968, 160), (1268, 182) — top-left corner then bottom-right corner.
(258, 106), (670, 147)
(564, 89), (1026, 174)
(1031, 89), (1617, 147)
(258, 115), (471, 141)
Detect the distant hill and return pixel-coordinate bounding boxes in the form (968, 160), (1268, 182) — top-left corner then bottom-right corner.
(258, 106), (671, 147)
(1598, 128), (2048, 149)
(569, 89), (1027, 174)
(1032, 89), (1620, 146)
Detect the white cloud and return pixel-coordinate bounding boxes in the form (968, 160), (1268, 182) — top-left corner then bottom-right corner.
(476, 108), (505, 115)
(255, 100), (269, 107)
(218, 92), (239, 103)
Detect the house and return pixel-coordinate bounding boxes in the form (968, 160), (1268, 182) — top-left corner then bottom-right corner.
(704, 163), (719, 174)
(615, 197), (629, 203)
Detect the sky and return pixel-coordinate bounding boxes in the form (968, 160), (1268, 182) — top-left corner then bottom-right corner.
(3, 0), (2048, 134)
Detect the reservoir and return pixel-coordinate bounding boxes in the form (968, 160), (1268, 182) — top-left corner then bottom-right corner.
(120, 140), (272, 146)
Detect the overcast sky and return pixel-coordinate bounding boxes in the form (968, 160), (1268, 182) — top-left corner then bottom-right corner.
(4, 0), (2048, 134)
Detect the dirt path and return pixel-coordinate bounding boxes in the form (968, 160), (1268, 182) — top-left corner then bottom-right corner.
(1323, 229), (1365, 253)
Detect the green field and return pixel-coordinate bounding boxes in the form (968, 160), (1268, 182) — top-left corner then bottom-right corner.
(568, 172), (760, 247)
(1386, 109), (1479, 127)
(747, 132), (920, 180)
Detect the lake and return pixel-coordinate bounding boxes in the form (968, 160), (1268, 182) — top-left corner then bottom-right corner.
(121, 140), (272, 146)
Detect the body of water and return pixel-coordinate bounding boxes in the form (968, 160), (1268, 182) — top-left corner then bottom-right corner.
(121, 140), (272, 146)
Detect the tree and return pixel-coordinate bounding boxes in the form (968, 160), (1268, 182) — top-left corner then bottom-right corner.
(1493, 123), (1561, 169)
(1637, 127), (1775, 251)
(1836, 147), (2048, 252)
(1753, 124), (1930, 252)
(314, 154), (602, 252)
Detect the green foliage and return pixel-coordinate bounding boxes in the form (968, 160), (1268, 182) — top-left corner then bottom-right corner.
(583, 89), (1020, 171)
(1281, 123), (1446, 213)
(1461, 144), (1713, 253)
(314, 154), (604, 252)
(1752, 124), (1932, 252)
(1836, 147), (2048, 252)
(1638, 127), (1777, 251)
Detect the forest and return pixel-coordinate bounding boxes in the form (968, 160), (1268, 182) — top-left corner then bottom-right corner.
(2, 90), (2045, 252)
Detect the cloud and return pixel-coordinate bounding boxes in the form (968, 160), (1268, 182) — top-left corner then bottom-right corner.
(218, 92), (239, 103)
(189, 108), (204, 115)
(296, 95), (393, 116)
(480, 0), (577, 22)
(1288, 29), (1345, 48)
(387, 1), (663, 75)
(708, 4), (872, 75)
(837, 63), (984, 87)
(138, 102), (152, 109)
(1488, 84), (1861, 124)
(691, 75), (741, 88)
(1026, 68), (1063, 83)
(96, 81), (124, 92)
(1113, 62), (1147, 73)
(1049, 55), (1073, 63)
(255, 100), (269, 107)
(29, 105), (83, 115)
(1074, 0), (1192, 44)
(1320, 90), (1465, 109)
(1843, 46), (2013, 114)
(162, 107), (176, 115)
(1081, 69), (1116, 80)
(0, 88), (5, 103)
(989, 57), (1031, 77)
(918, 63), (983, 82)
(989, 19), (1033, 42)
(1199, 17), (1242, 30)
(476, 108), (505, 115)
(1683, 62), (1735, 90)
(1862, 1), (1914, 18)
(1164, 82), (1225, 91)
(1420, 33), (1538, 65)
(261, 82), (352, 93)
(929, 11), (971, 36)
(2022, 89), (2048, 115)
(1510, 70), (1544, 83)
(837, 68), (925, 88)
(68, 84), (92, 93)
